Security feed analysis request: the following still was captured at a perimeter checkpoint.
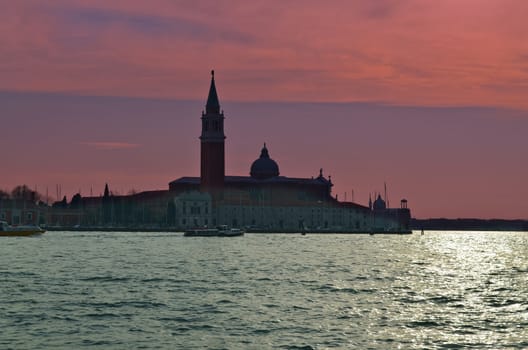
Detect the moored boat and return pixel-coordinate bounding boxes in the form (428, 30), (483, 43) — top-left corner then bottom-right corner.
(0, 221), (46, 237)
(218, 227), (244, 237)
(184, 225), (244, 237)
(184, 228), (220, 237)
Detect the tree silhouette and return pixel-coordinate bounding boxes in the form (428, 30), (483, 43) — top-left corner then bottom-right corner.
(11, 185), (41, 202)
(0, 189), (9, 200)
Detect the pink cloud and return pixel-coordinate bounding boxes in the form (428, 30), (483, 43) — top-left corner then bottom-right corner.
(1, 0), (528, 109)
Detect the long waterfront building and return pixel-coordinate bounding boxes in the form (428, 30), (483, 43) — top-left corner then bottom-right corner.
(6, 71), (411, 233)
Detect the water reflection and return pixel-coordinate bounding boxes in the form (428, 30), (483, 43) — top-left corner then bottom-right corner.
(400, 231), (528, 348)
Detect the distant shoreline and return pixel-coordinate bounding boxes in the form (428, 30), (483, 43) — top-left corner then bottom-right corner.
(43, 226), (411, 234)
(43, 220), (528, 233)
(412, 218), (528, 231)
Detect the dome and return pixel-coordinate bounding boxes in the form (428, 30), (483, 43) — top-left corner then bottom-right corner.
(373, 194), (386, 210)
(250, 144), (280, 180)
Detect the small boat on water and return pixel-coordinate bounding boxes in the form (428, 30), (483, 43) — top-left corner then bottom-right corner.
(0, 221), (45, 237)
(184, 225), (245, 237)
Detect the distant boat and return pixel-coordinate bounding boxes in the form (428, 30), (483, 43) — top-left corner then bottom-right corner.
(184, 225), (244, 237)
(0, 221), (45, 237)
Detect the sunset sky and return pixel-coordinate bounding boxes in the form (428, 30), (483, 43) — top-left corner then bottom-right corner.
(1, 0), (527, 219)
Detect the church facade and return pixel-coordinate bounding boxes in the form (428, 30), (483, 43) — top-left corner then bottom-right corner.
(49, 71), (411, 233)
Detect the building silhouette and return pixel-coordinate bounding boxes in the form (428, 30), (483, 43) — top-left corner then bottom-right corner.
(42, 71), (411, 232)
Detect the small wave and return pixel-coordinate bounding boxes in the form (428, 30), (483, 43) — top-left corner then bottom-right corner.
(337, 314), (352, 320)
(0, 271), (37, 278)
(140, 277), (166, 283)
(406, 320), (443, 328)
(353, 276), (369, 280)
(279, 345), (315, 350)
(513, 266), (528, 273)
(84, 312), (126, 319)
(227, 288), (247, 295)
(169, 327), (192, 333)
(127, 327), (149, 333)
(81, 339), (117, 346)
(486, 299), (521, 308)
(157, 316), (195, 323)
(453, 328), (477, 335)
(515, 341), (528, 349)
(434, 343), (465, 349)
(190, 324), (216, 331)
(398, 296), (426, 304)
(316, 284), (360, 294)
(255, 277), (273, 281)
(216, 299), (234, 304)
(427, 295), (463, 304)
(263, 303), (280, 308)
(49, 315), (79, 322)
(291, 305), (310, 311)
(374, 276), (396, 281)
(337, 312), (361, 320)
(252, 328), (273, 335)
(79, 276), (131, 283)
(78, 300), (167, 309)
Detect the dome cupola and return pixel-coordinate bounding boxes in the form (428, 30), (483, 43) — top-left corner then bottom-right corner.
(250, 143), (280, 180)
(373, 194), (387, 210)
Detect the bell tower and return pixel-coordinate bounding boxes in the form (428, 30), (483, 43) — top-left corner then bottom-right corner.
(200, 70), (225, 190)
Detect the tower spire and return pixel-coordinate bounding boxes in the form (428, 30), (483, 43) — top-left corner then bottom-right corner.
(206, 69), (220, 114)
(200, 70), (225, 190)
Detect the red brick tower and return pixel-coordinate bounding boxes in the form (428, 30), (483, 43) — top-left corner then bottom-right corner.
(200, 70), (225, 191)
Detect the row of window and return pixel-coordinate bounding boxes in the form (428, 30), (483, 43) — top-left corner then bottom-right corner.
(0, 212), (33, 220)
(182, 203), (209, 215)
(182, 218), (210, 226)
(179, 215), (365, 230)
(220, 206), (365, 217)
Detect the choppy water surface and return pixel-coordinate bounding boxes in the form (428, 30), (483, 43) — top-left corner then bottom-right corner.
(1, 231), (527, 349)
